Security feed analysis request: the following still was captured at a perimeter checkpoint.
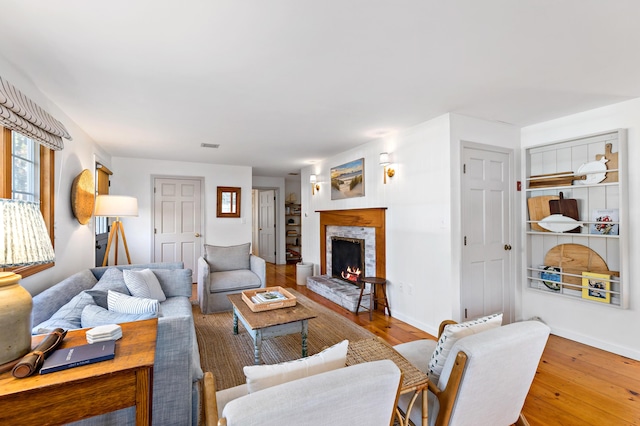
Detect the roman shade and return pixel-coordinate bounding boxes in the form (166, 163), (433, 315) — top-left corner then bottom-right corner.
(0, 75), (71, 150)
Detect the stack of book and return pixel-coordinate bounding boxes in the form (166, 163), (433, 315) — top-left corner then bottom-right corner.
(251, 290), (288, 304)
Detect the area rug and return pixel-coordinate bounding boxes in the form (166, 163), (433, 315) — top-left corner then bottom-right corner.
(193, 289), (376, 390)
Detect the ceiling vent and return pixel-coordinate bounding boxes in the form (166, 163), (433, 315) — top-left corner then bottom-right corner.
(201, 143), (220, 149)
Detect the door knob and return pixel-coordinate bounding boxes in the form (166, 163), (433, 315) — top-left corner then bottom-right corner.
(504, 244), (512, 251)
(195, 233), (201, 237)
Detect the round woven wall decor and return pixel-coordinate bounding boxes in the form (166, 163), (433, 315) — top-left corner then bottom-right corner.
(71, 169), (95, 225)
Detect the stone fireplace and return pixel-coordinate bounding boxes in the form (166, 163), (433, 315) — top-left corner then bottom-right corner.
(307, 208), (386, 312)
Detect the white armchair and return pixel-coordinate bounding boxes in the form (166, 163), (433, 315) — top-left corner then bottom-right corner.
(197, 243), (266, 313)
(394, 320), (550, 426)
(204, 360), (403, 426)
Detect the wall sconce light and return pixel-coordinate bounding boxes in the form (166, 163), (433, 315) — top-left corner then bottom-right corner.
(310, 174), (320, 195)
(379, 152), (395, 184)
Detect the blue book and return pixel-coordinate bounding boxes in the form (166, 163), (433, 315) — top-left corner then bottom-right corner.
(40, 340), (116, 374)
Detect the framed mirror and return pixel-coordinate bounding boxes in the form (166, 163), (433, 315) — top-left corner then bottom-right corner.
(217, 186), (241, 218)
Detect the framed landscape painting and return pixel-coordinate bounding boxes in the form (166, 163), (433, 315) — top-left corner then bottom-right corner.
(331, 158), (365, 200)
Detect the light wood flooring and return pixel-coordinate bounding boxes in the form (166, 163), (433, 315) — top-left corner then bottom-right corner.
(266, 263), (640, 426)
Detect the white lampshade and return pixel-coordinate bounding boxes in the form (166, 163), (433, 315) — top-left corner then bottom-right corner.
(379, 152), (390, 166)
(94, 195), (139, 217)
(0, 199), (55, 267)
(310, 174), (317, 184)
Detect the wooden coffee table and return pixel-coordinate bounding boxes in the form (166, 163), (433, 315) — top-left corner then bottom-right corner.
(0, 318), (157, 425)
(228, 293), (317, 365)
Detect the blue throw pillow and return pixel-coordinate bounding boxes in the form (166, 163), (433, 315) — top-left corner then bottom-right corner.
(81, 304), (157, 328)
(31, 291), (95, 334)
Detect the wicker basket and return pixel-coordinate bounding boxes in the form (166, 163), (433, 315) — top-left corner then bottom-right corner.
(241, 286), (297, 312)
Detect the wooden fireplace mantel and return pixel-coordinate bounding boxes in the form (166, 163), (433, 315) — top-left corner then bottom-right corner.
(317, 208), (386, 278)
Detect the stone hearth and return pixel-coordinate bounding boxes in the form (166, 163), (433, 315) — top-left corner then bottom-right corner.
(307, 275), (370, 313)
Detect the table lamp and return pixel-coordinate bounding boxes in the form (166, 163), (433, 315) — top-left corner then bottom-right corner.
(94, 195), (139, 266)
(0, 199), (55, 365)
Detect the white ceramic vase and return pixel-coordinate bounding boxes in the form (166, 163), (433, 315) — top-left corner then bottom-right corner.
(0, 272), (32, 365)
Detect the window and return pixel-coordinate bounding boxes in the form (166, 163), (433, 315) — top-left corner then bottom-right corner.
(1, 126), (55, 277)
(11, 131), (40, 201)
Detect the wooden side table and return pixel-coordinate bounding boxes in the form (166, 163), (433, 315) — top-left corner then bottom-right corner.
(0, 318), (157, 425)
(356, 276), (391, 320)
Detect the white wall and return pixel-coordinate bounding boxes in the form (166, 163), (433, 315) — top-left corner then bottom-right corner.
(521, 98), (640, 360)
(1, 54), (111, 296)
(109, 157), (253, 265)
(301, 113), (520, 336)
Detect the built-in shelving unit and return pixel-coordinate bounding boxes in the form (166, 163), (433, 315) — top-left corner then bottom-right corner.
(523, 129), (628, 308)
(285, 202), (302, 263)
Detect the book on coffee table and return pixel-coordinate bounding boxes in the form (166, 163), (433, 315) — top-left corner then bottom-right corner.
(40, 340), (116, 374)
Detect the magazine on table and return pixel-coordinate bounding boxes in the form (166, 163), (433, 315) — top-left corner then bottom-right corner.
(253, 291), (288, 303)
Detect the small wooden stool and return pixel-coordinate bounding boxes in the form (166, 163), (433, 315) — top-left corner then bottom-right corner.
(356, 277), (391, 320)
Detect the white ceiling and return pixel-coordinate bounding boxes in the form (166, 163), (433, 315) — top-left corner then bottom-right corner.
(1, 0), (639, 178)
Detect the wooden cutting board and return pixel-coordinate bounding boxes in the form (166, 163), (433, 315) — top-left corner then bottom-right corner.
(528, 195), (559, 232)
(596, 143), (618, 183)
(549, 192), (580, 233)
(543, 244), (617, 289)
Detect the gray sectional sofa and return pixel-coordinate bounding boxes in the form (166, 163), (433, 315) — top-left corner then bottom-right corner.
(30, 262), (203, 426)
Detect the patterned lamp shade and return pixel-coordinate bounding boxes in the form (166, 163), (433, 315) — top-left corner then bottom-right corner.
(0, 199), (55, 267)
(0, 199), (54, 365)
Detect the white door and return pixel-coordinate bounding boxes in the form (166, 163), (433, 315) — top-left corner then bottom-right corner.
(258, 190), (276, 263)
(153, 177), (203, 273)
(461, 145), (512, 322)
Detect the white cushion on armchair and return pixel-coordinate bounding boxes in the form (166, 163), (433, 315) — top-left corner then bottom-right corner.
(218, 360), (402, 426)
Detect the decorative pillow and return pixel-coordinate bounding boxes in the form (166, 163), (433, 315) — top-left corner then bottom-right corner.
(123, 269), (167, 301)
(204, 243), (251, 272)
(92, 267), (130, 295)
(151, 268), (193, 298)
(85, 289), (109, 309)
(428, 313), (503, 384)
(31, 291), (96, 334)
(244, 340), (348, 394)
(81, 304), (157, 328)
(107, 290), (159, 315)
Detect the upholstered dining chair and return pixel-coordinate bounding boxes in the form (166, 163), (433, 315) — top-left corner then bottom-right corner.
(203, 359), (403, 426)
(394, 319), (550, 426)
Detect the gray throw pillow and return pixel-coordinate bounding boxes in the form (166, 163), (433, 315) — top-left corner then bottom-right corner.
(92, 267), (131, 295)
(204, 243), (251, 272)
(85, 289), (109, 309)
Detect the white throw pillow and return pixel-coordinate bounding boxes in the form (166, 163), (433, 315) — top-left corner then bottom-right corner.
(123, 269), (167, 301)
(107, 290), (160, 315)
(244, 340), (349, 394)
(428, 313), (503, 384)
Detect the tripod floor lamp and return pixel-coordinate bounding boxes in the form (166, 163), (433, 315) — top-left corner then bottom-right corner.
(94, 195), (138, 266)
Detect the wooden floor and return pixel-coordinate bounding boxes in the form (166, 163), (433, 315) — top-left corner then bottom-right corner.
(267, 263), (640, 426)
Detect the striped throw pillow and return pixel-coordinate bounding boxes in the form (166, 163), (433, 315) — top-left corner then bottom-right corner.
(123, 269), (167, 301)
(107, 290), (159, 315)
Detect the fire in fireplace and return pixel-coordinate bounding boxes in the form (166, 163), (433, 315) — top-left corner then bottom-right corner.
(331, 237), (365, 284)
